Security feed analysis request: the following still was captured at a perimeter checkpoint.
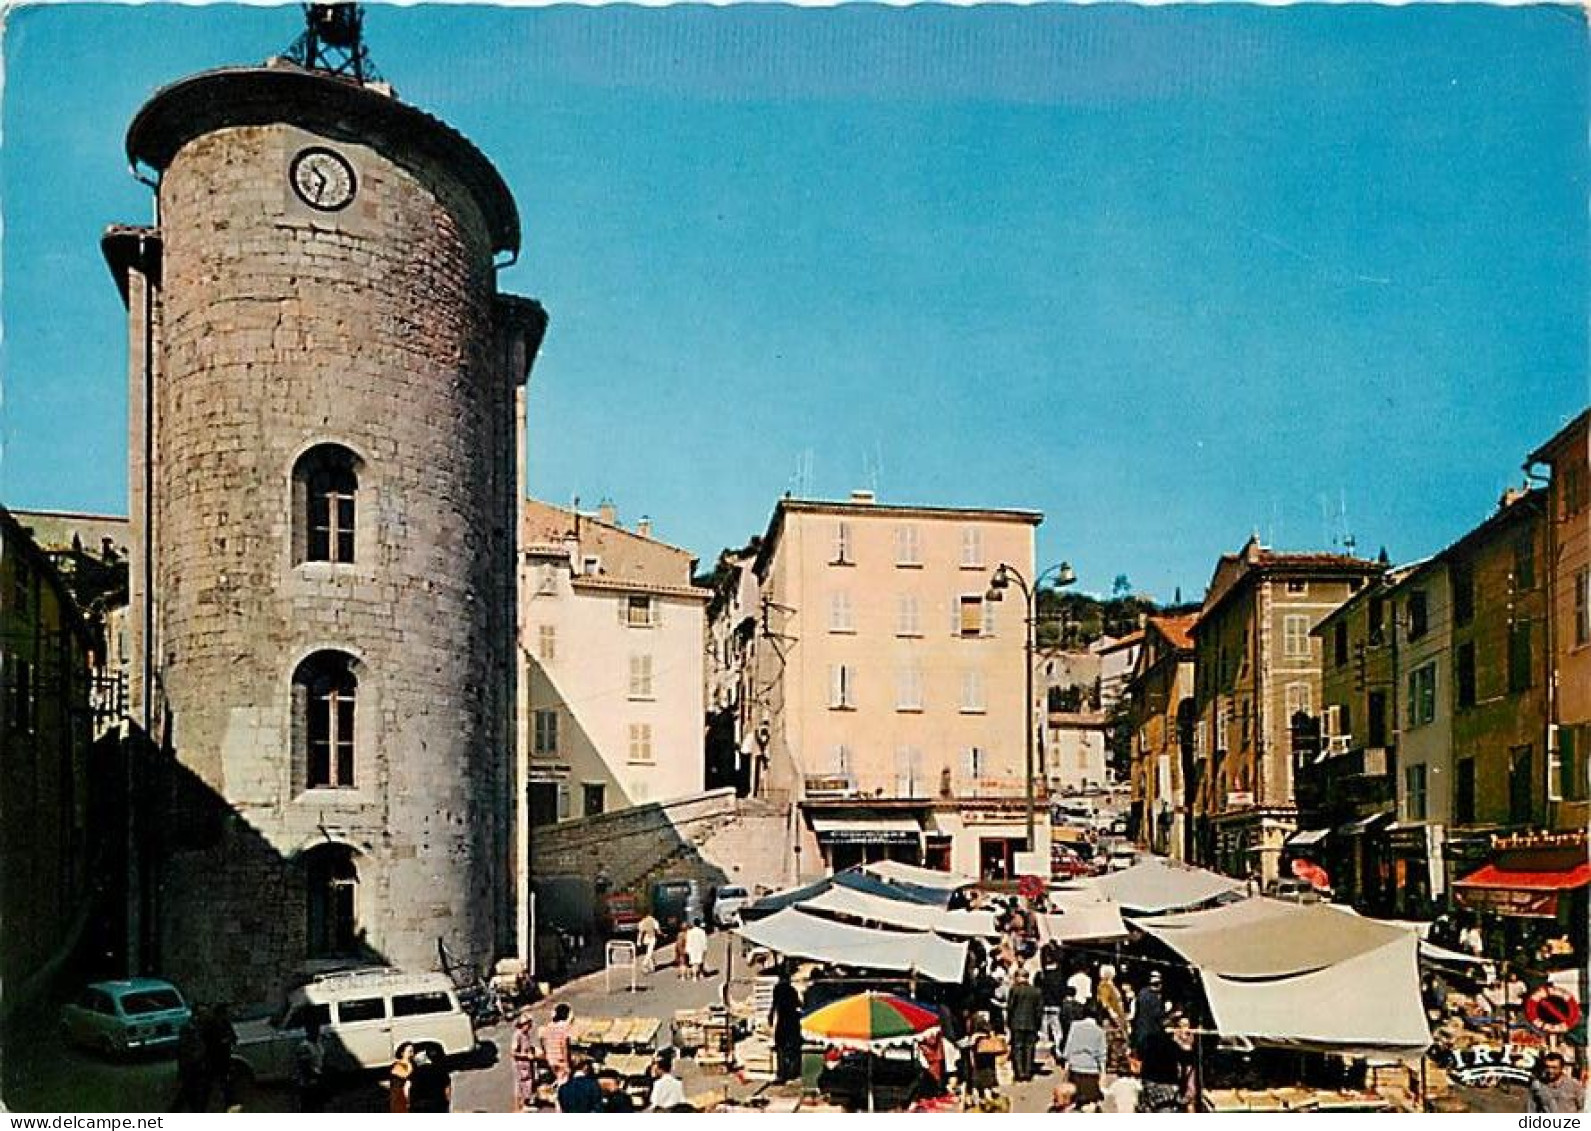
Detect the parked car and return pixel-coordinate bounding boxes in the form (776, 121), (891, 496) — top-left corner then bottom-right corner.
(710, 884), (751, 927)
(230, 968), (475, 1085)
(1051, 845), (1093, 880)
(598, 891), (642, 937)
(650, 878), (705, 936)
(61, 979), (192, 1058)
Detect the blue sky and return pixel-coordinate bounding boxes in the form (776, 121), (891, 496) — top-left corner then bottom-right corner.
(2, 3), (1586, 601)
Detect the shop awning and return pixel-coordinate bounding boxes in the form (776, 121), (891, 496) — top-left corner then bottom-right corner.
(810, 812), (923, 844)
(1286, 828), (1332, 848)
(1334, 810), (1394, 838)
(1455, 861), (1591, 892)
(1453, 859), (1590, 918)
(733, 906), (969, 984)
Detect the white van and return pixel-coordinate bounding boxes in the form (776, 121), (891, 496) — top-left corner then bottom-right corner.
(232, 968), (475, 1084)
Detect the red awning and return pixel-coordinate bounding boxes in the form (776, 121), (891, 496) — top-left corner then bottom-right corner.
(1455, 861), (1591, 892)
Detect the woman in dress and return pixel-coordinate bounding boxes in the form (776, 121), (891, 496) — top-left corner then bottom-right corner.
(386, 1042), (415, 1114)
(510, 1010), (542, 1112)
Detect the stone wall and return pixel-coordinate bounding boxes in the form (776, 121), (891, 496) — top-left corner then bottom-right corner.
(531, 788), (739, 896)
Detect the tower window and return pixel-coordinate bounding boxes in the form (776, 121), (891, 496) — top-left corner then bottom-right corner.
(295, 651), (358, 789)
(293, 445), (361, 564)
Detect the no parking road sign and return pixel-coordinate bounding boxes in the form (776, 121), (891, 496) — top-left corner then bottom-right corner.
(1524, 985), (1582, 1035)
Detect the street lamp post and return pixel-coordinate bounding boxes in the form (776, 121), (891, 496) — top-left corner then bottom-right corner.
(988, 560), (1077, 853)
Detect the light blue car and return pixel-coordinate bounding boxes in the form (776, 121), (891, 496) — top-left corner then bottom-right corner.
(61, 979), (192, 1057)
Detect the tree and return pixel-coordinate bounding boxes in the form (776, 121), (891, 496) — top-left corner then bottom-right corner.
(1112, 573), (1133, 598)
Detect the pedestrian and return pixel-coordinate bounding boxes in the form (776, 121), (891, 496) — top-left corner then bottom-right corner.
(673, 930), (690, 979)
(1067, 962), (1094, 1007)
(967, 1015), (1005, 1102)
(1006, 969), (1044, 1082)
(1048, 1082), (1078, 1112)
(1136, 1018), (1184, 1113)
(201, 1003), (238, 1111)
(1036, 956), (1069, 1065)
(597, 1068), (637, 1112)
(557, 1056), (603, 1113)
(386, 1042), (415, 1114)
(510, 1009), (542, 1111)
(647, 1049), (690, 1111)
(1130, 970), (1166, 1059)
(685, 919), (710, 980)
(407, 1046), (453, 1113)
(1458, 921), (1484, 958)
(541, 1002), (575, 1084)
(1529, 1052), (1585, 1114)
(637, 911), (661, 972)
(770, 967), (805, 1084)
(1169, 1011), (1200, 1110)
(1060, 1003), (1106, 1109)
(171, 1010), (212, 1113)
(292, 1015), (327, 1113)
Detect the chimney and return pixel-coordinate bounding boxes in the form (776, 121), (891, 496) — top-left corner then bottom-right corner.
(597, 499), (617, 526)
(849, 489), (876, 505)
(637, 516), (653, 539)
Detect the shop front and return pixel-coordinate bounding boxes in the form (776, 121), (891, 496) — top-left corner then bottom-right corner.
(808, 809), (925, 873)
(1454, 831), (1590, 970)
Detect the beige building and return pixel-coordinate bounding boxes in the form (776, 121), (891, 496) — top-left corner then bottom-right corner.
(748, 493), (1044, 880)
(1190, 537), (1382, 884)
(519, 499), (708, 825)
(1044, 711), (1109, 795)
(1527, 409), (1591, 834)
(1126, 613), (1197, 859)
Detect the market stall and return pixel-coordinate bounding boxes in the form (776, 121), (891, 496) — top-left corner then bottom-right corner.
(1139, 897), (1431, 1059)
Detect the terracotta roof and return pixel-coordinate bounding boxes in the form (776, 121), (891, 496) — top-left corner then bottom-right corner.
(1148, 613), (1198, 652)
(520, 497), (696, 560)
(570, 575), (710, 602)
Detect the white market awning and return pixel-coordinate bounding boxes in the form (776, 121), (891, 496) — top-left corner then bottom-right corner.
(1036, 900), (1130, 943)
(863, 859), (978, 892)
(801, 885), (998, 938)
(1082, 858), (1246, 915)
(1139, 897), (1431, 1059)
(734, 906), (969, 984)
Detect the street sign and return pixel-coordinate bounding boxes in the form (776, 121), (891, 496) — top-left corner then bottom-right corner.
(1525, 985), (1582, 1035)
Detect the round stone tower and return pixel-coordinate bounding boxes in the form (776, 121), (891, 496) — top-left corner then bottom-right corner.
(106, 25), (546, 1001)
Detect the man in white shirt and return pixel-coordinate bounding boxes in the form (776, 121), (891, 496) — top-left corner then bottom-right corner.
(637, 913), (661, 972)
(1067, 964), (1093, 1005)
(647, 1050), (689, 1111)
(685, 921), (710, 980)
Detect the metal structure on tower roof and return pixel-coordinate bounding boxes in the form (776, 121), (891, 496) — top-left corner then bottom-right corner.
(283, 3), (380, 84)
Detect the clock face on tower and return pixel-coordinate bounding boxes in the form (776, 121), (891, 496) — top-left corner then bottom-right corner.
(289, 147), (357, 212)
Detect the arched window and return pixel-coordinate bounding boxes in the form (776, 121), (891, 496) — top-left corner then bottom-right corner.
(295, 651), (357, 789)
(293, 445), (360, 564)
(304, 844), (359, 957)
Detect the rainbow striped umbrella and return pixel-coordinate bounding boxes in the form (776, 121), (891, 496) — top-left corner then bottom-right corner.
(800, 991), (941, 1050)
